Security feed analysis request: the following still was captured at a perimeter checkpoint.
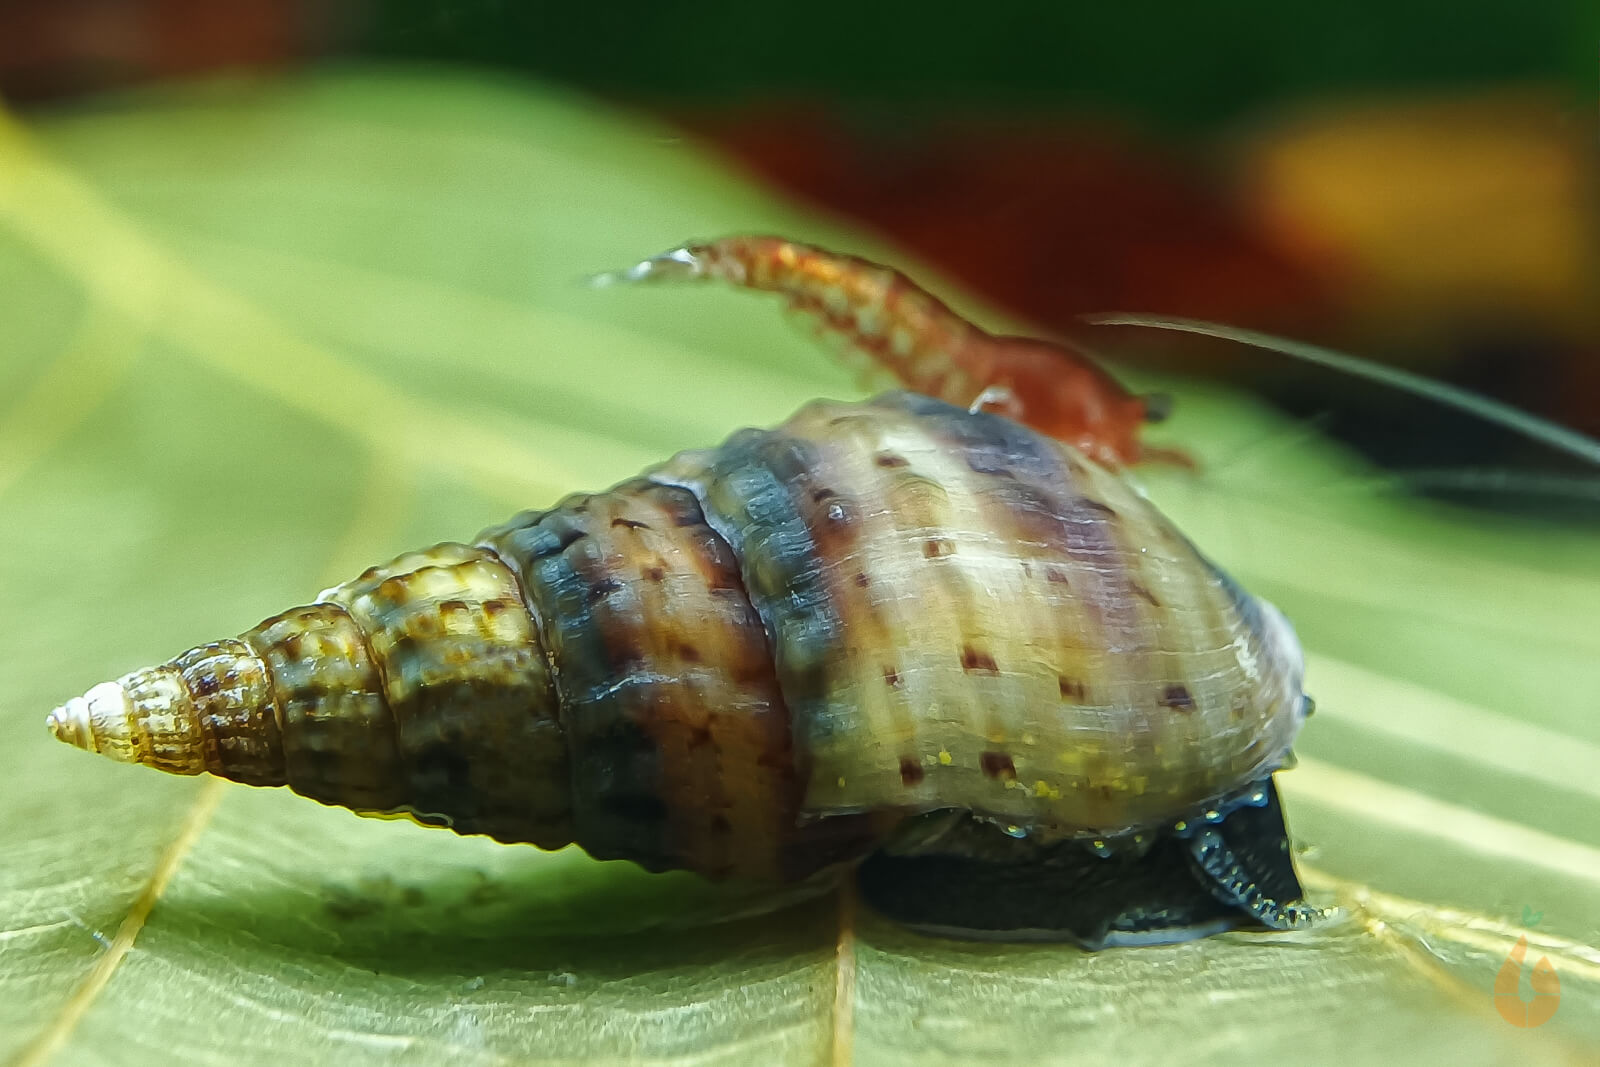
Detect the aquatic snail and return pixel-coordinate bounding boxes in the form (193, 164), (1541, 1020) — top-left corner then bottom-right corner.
(45, 239), (1320, 948)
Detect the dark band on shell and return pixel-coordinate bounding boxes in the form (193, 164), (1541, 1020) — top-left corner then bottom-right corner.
(47, 392), (1313, 938)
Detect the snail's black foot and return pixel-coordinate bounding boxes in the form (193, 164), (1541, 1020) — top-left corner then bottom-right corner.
(856, 778), (1313, 948)
(1181, 778), (1320, 931)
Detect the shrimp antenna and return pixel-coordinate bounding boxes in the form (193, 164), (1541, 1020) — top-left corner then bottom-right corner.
(1085, 314), (1600, 468)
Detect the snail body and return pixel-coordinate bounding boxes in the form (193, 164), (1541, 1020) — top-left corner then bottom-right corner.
(48, 391), (1314, 943)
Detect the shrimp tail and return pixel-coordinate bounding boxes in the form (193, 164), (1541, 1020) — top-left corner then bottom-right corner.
(594, 236), (979, 396)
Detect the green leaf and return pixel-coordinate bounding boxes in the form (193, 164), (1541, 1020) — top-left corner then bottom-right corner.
(0, 72), (1595, 1066)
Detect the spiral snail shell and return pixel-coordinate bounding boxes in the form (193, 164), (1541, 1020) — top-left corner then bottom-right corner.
(47, 390), (1315, 946)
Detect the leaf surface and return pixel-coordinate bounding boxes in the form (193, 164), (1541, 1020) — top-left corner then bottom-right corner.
(0, 72), (1595, 1066)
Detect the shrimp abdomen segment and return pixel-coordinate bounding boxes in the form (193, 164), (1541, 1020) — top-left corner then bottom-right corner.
(599, 236), (1164, 466)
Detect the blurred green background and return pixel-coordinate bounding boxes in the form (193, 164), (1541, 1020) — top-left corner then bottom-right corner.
(3, 0), (1599, 513)
(7, 1), (1596, 120)
(1, 5), (1597, 1066)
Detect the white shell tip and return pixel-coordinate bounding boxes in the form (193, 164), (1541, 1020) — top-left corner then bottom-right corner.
(47, 696), (91, 749)
(46, 680), (134, 758)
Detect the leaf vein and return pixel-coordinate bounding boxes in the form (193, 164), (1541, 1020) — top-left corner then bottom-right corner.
(10, 778), (226, 1067)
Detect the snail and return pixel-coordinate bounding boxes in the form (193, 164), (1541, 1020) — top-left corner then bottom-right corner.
(46, 381), (1316, 948)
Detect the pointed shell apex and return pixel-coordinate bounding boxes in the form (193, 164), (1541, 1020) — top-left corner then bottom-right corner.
(47, 680), (138, 761)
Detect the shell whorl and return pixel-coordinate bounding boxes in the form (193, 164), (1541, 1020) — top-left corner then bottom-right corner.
(654, 391), (1307, 837)
(47, 392), (1308, 879)
(48, 544), (575, 849)
(46, 646), (279, 781)
(44, 490), (875, 880)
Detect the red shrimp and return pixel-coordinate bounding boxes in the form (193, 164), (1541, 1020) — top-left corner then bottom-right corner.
(594, 236), (1176, 468)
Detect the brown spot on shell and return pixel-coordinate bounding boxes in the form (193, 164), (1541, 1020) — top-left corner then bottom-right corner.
(1161, 684), (1196, 711)
(875, 452), (909, 468)
(961, 645), (999, 675)
(882, 666), (902, 688)
(1044, 566), (1070, 586)
(611, 516), (650, 530)
(980, 752), (1016, 780)
(1058, 676), (1087, 701)
(853, 571), (870, 588)
(643, 564), (666, 582)
(923, 538), (955, 559)
(1129, 582), (1161, 607)
(899, 758), (925, 786)
(606, 630), (649, 672)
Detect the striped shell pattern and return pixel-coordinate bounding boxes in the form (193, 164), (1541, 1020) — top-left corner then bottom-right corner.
(47, 391), (1307, 886)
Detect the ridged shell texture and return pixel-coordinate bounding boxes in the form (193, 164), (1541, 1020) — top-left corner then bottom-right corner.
(48, 392), (1307, 880)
